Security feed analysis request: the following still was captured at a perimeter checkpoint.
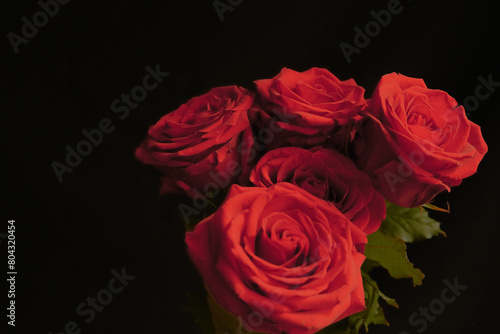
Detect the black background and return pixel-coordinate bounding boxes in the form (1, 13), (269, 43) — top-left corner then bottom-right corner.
(2, 0), (499, 333)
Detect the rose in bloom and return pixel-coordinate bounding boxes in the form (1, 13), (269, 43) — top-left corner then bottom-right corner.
(251, 67), (367, 149)
(186, 183), (367, 334)
(353, 73), (488, 207)
(249, 146), (385, 234)
(135, 85), (254, 196)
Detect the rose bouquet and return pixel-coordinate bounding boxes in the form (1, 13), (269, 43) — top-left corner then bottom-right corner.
(135, 67), (487, 334)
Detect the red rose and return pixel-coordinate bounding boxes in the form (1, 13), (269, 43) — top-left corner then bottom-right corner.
(249, 146), (385, 234)
(251, 67), (367, 148)
(353, 73), (488, 207)
(186, 183), (367, 334)
(135, 85), (254, 196)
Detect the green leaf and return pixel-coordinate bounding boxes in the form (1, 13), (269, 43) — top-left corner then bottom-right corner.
(360, 259), (380, 274)
(364, 230), (424, 286)
(380, 202), (446, 243)
(206, 291), (267, 334)
(316, 272), (398, 334)
(348, 272), (398, 332)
